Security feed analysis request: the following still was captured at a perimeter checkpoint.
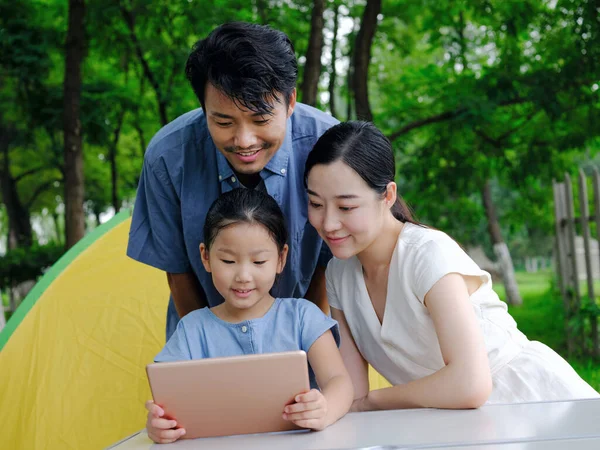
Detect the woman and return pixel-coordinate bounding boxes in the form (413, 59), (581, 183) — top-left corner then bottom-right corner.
(304, 121), (599, 411)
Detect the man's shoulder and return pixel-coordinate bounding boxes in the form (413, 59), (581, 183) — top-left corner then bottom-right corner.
(145, 108), (209, 164)
(290, 103), (339, 141)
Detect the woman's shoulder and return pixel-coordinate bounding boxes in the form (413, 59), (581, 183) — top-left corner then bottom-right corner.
(399, 223), (469, 263)
(400, 222), (451, 249)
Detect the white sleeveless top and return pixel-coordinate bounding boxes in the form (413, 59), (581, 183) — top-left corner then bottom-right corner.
(326, 223), (598, 403)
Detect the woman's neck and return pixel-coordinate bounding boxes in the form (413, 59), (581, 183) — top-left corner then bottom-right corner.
(357, 217), (404, 279)
(212, 295), (276, 323)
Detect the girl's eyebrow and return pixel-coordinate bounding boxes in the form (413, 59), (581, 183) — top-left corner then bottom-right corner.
(216, 248), (273, 255)
(216, 248), (237, 255)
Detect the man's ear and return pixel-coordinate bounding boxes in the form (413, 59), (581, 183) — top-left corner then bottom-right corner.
(286, 89), (297, 117)
(277, 244), (289, 274)
(200, 243), (211, 272)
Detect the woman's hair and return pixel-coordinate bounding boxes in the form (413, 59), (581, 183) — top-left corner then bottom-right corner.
(185, 22), (297, 114)
(203, 188), (288, 252)
(304, 121), (417, 224)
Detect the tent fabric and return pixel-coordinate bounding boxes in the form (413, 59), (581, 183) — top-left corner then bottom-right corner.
(0, 211), (390, 449)
(0, 212), (169, 449)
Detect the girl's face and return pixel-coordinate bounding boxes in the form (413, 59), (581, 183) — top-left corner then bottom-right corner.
(307, 160), (392, 260)
(200, 222), (288, 313)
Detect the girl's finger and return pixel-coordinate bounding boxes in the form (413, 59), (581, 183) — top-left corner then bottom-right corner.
(284, 400), (321, 414)
(294, 389), (320, 403)
(148, 427), (186, 444)
(145, 401), (164, 417)
(290, 418), (325, 431)
(283, 408), (325, 422)
(149, 417), (177, 430)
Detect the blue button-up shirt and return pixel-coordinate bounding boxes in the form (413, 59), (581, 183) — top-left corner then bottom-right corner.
(127, 103), (337, 328)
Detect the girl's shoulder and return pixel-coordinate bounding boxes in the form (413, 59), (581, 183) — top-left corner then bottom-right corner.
(274, 297), (324, 315)
(178, 306), (215, 329)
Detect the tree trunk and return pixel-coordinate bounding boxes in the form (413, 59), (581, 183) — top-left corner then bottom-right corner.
(133, 112), (146, 159)
(345, 19), (359, 120)
(120, 6), (169, 126)
(109, 110), (126, 212)
(328, 2), (340, 117)
(52, 211), (62, 245)
(0, 133), (33, 249)
(134, 79), (147, 159)
(63, 0), (86, 250)
(300, 0), (326, 107)
(482, 179), (522, 306)
(255, 0), (269, 24)
(352, 0), (381, 121)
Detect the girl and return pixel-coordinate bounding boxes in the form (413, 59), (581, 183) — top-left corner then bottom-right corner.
(304, 121), (599, 412)
(145, 188), (353, 444)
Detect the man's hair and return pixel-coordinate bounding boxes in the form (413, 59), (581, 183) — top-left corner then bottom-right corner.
(185, 22), (298, 115)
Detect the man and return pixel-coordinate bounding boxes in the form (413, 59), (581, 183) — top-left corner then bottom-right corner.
(127, 22), (338, 340)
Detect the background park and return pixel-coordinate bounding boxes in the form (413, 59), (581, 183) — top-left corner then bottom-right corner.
(1, 0), (599, 407)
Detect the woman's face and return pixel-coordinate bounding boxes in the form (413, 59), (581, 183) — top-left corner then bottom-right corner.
(306, 160), (389, 260)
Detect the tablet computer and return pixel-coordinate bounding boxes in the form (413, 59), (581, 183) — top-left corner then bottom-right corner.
(146, 350), (310, 439)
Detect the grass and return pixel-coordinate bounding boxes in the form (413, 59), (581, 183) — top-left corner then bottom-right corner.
(494, 269), (600, 392)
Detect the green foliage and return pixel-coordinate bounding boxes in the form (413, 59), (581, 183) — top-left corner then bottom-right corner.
(1, 0), (599, 260)
(0, 243), (64, 290)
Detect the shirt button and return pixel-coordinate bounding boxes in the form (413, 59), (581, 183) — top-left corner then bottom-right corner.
(280, 168), (286, 174)
(218, 175), (222, 181)
(231, 176), (236, 183)
(241, 325), (248, 333)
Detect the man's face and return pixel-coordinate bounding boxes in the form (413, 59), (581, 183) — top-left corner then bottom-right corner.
(204, 83), (296, 178)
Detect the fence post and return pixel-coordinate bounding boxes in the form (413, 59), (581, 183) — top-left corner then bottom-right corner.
(553, 181), (568, 301)
(578, 169), (595, 356)
(554, 180), (574, 356)
(564, 173), (584, 351)
(590, 169), (600, 357)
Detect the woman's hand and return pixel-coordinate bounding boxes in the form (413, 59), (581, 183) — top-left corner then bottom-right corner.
(283, 389), (329, 431)
(145, 400), (186, 444)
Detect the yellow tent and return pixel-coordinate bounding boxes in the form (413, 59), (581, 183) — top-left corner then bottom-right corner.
(0, 211), (390, 449)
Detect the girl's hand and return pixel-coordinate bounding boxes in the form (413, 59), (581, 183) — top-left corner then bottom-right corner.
(145, 400), (186, 444)
(282, 389), (329, 431)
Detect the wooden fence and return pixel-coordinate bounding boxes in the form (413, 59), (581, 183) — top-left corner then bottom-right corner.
(553, 169), (600, 358)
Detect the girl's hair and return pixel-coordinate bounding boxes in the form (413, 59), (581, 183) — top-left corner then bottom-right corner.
(203, 188), (288, 252)
(304, 121), (418, 224)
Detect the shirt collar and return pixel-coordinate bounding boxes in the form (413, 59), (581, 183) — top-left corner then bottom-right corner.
(214, 116), (292, 182)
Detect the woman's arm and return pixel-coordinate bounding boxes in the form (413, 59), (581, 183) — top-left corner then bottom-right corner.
(331, 307), (370, 400)
(357, 273), (492, 411)
(283, 330), (354, 430)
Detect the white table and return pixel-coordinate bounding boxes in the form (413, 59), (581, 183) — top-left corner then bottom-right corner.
(424, 438), (600, 449)
(107, 399), (600, 449)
